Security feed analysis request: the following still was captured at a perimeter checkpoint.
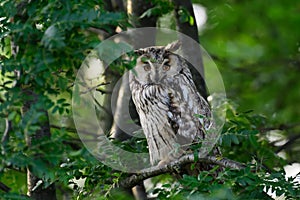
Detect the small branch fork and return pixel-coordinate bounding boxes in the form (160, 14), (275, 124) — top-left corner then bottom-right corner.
(117, 154), (245, 189)
(80, 82), (111, 95)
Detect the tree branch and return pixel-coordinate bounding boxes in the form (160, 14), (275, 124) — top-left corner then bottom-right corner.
(1, 118), (10, 144)
(276, 133), (300, 153)
(80, 82), (111, 95)
(171, 0), (207, 98)
(259, 122), (300, 132)
(117, 154), (245, 189)
(87, 27), (110, 40)
(0, 182), (11, 193)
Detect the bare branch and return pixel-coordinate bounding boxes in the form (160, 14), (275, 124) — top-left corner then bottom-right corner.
(259, 122), (300, 132)
(276, 134), (300, 153)
(117, 155), (245, 189)
(80, 82), (111, 95)
(50, 124), (100, 138)
(0, 181), (11, 193)
(93, 95), (112, 116)
(87, 27), (110, 40)
(1, 118), (10, 144)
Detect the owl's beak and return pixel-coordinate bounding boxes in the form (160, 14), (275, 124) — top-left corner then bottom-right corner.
(154, 70), (162, 83)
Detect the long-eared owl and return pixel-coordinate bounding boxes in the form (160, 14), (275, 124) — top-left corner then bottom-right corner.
(129, 41), (215, 166)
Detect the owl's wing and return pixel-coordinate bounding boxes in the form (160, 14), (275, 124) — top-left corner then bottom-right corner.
(167, 89), (205, 144)
(166, 66), (214, 145)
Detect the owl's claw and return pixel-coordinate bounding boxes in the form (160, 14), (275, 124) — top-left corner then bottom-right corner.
(157, 158), (172, 167)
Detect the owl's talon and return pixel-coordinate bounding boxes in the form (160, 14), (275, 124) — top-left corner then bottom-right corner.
(158, 159), (170, 167)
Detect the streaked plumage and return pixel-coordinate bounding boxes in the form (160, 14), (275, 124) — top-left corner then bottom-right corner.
(129, 42), (214, 166)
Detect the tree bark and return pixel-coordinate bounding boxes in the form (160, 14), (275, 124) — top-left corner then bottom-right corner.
(112, 0), (125, 12)
(22, 90), (57, 200)
(111, 0), (158, 140)
(127, 0), (157, 47)
(172, 0), (207, 98)
(103, 0), (114, 12)
(110, 1), (158, 199)
(11, 1), (58, 199)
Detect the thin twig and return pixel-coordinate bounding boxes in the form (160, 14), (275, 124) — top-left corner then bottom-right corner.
(1, 118), (10, 144)
(50, 124), (100, 137)
(88, 27), (109, 39)
(80, 82), (111, 95)
(259, 123), (300, 132)
(276, 134), (300, 153)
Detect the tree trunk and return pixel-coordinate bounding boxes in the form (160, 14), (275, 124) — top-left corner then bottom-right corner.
(27, 171), (56, 200)
(110, 1), (158, 199)
(111, 0), (158, 140)
(22, 90), (57, 200)
(12, 1), (58, 198)
(172, 0), (207, 98)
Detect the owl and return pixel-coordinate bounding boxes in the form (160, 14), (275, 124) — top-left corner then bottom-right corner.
(129, 42), (215, 166)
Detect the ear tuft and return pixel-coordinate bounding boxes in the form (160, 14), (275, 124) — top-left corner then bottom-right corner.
(165, 40), (181, 52)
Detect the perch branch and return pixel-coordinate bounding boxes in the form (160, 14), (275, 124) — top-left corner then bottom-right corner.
(117, 154), (245, 189)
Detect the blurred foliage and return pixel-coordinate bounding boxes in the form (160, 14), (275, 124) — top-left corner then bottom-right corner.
(195, 0), (300, 166)
(195, 0), (300, 125)
(0, 0), (299, 199)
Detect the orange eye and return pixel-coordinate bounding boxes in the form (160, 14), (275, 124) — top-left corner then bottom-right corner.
(163, 65), (170, 71)
(144, 65), (151, 71)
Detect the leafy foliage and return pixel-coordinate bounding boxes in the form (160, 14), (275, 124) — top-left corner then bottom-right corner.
(0, 0), (299, 199)
(0, 0), (126, 198)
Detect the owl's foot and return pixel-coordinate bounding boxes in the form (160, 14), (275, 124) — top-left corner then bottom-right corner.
(157, 158), (172, 167)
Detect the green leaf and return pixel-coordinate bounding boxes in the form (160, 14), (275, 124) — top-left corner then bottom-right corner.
(2, 193), (30, 200)
(41, 25), (66, 49)
(58, 107), (64, 114)
(189, 16), (195, 26)
(194, 113), (205, 119)
(8, 111), (17, 120)
(222, 134), (232, 147)
(52, 106), (59, 114)
(249, 134), (258, 148)
(193, 150), (199, 162)
(35, 76), (44, 86)
(231, 134), (239, 144)
(57, 98), (66, 104)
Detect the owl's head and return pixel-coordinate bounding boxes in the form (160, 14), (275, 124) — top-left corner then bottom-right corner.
(131, 41), (183, 86)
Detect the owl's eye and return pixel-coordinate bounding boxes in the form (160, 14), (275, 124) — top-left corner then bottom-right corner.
(162, 64), (170, 71)
(143, 65), (151, 71)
